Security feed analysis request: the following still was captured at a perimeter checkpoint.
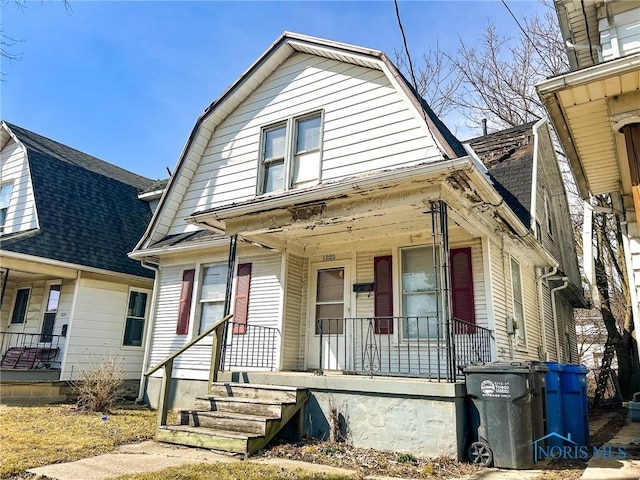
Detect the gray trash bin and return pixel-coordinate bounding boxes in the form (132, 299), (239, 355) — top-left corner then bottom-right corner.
(464, 361), (547, 469)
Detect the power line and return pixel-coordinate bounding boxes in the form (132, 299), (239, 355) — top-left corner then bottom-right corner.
(393, 0), (419, 92)
(501, 0), (556, 74)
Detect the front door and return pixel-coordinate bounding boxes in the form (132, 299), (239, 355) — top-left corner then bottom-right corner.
(306, 262), (351, 371)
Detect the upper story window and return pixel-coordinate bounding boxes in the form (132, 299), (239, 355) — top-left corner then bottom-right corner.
(544, 192), (554, 238)
(0, 182), (14, 231)
(260, 112), (323, 194)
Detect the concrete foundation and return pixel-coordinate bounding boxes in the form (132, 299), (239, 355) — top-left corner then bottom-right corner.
(145, 372), (467, 459)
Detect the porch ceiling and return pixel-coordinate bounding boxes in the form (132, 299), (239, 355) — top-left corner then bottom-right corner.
(537, 53), (640, 198)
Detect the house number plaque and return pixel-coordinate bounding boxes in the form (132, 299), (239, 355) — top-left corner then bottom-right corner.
(322, 254), (336, 262)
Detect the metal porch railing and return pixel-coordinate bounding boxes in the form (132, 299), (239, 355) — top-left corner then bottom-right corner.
(316, 316), (493, 381)
(222, 322), (280, 371)
(0, 331), (64, 370)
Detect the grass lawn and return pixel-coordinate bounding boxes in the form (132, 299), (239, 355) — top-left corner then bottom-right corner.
(0, 404), (157, 478)
(113, 463), (354, 480)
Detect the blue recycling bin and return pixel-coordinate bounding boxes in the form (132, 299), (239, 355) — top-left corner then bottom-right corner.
(560, 364), (589, 446)
(544, 362), (564, 447)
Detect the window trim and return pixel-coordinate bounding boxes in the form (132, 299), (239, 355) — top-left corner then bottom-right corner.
(10, 286), (31, 325)
(0, 181), (14, 232)
(510, 257), (526, 345)
(122, 287), (150, 348)
(197, 262), (228, 335)
(258, 110), (324, 195)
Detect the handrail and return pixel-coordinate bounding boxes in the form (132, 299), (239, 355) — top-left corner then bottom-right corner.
(145, 314), (232, 376)
(144, 314), (232, 429)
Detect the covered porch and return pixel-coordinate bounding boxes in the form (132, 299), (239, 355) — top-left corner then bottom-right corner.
(188, 159), (515, 382)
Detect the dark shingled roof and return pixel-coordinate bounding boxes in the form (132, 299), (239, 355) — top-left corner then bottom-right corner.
(140, 178), (169, 195)
(466, 121), (538, 227)
(2, 122), (156, 278)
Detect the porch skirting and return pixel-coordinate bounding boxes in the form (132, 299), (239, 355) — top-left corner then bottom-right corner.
(145, 372), (467, 460)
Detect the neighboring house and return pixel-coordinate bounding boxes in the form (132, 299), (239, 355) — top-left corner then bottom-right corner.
(537, 0), (640, 359)
(0, 121), (157, 401)
(131, 33), (583, 458)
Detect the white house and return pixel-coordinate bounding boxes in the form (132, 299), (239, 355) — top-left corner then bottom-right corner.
(0, 122), (157, 403)
(131, 33), (584, 459)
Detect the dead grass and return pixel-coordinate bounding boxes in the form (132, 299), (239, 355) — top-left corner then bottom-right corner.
(0, 404), (158, 478)
(114, 463), (354, 480)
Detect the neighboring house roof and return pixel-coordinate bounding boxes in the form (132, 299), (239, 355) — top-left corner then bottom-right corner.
(135, 32), (467, 252)
(139, 178), (169, 195)
(466, 121), (538, 228)
(1, 122), (156, 278)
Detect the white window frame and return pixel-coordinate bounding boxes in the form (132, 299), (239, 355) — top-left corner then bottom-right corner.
(122, 288), (150, 348)
(510, 257), (526, 345)
(258, 110), (324, 195)
(10, 285), (31, 325)
(398, 245), (442, 341)
(197, 262), (228, 334)
(0, 182), (14, 231)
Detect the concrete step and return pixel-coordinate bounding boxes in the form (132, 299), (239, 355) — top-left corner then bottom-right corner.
(157, 425), (261, 454)
(208, 382), (299, 403)
(182, 410), (280, 435)
(194, 396), (286, 417)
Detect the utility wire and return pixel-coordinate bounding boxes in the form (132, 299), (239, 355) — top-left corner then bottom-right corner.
(501, 0), (556, 74)
(394, 0), (419, 92)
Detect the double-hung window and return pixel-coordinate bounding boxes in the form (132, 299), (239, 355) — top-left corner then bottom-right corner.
(401, 246), (440, 339)
(510, 258), (526, 344)
(261, 112), (322, 194)
(11, 287), (30, 324)
(199, 264), (227, 333)
(0, 182), (13, 231)
(123, 290), (148, 346)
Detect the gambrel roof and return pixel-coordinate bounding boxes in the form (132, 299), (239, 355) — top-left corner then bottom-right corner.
(135, 32), (466, 252)
(1, 122), (155, 278)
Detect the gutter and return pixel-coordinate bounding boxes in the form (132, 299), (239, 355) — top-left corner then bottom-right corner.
(136, 259), (160, 403)
(128, 235), (229, 260)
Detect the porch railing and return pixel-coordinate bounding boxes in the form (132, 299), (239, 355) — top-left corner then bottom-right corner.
(222, 322), (280, 371)
(0, 331), (64, 370)
(316, 316), (493, 381)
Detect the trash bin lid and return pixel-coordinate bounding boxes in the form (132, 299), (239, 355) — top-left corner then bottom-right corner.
(544, 362), (564, 372)
(560, 364), (587, 374)
(463, 361), (548, 374)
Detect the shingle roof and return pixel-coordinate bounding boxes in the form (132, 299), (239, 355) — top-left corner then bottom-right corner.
(139, 178), (169, 195)
(2, 122), (155, 278)
(466, 121), (537, 227)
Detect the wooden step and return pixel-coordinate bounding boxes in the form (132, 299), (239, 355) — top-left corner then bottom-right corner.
(157, 425), (261, 454)
(182, 410), (280, 435)
(194, 396), (285, 416)
(208, 382), (299, 403)
(194, 396), (286, 416)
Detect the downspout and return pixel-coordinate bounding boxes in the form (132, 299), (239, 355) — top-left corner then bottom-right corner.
(537, 266), (558, 360)
(137, 259), (160, 403)
(551, 277), (570, 362)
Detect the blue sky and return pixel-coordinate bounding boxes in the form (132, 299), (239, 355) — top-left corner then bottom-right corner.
(2, 1), (547, 180)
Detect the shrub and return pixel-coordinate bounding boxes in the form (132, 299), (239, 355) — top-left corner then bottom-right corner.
(73, 356), (126, 413)
(395, 453), (418, 464)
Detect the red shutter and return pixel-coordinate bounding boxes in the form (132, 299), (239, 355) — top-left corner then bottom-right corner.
(233, 263), (252, 334)
(176, 269), (195, 335)
(450, 248), (475, 334)
(374, 255), (393, 334)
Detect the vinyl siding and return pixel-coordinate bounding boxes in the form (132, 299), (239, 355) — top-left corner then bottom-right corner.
(148, 254), (282, 379)
(282, 253), (304, 370)
(167, 52), (438, 235)
(0, 137), (38, 234)
(62, 278), (149, 380)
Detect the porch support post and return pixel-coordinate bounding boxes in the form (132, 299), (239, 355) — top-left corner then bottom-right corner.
(0, 269), (8, 310)
(431, 200), (453, 381)
(210, 234), (237, 389)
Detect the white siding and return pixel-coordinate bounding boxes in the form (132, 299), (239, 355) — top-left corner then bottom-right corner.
(167, 52), (438, 235)
(62, 278), (149, 380)
(282, 253), (304, 370)
(149, 254), (283, 378)
(0, 137), (38, 234)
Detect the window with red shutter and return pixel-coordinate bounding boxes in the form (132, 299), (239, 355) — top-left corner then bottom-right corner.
(374, 255), (393, 334)
(176, 269), (195, 335)
(450, 248), (475, 334)
(233, 263), (252, 334)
